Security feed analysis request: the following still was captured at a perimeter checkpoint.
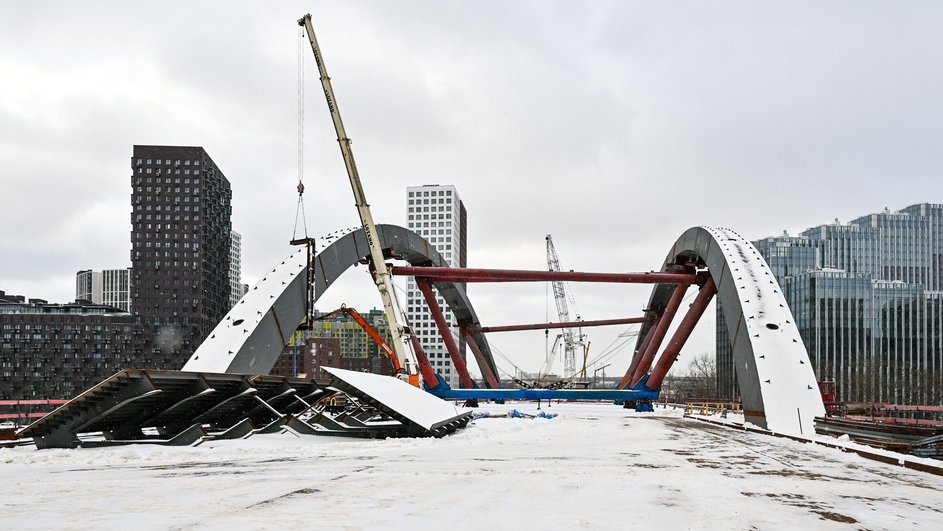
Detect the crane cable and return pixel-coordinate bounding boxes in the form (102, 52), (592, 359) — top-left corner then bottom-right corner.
(293, 25), (310, 241)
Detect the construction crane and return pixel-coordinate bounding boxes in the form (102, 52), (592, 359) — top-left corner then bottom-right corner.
(314, 306), (419, 385)
(298, 14), (417, 383)
(546, 234), (583, 377)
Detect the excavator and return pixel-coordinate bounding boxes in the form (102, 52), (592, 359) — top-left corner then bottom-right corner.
(314, 305), (420, 386)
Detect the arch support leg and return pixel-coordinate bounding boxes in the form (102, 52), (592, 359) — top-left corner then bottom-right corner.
(646, 277), (717, 390)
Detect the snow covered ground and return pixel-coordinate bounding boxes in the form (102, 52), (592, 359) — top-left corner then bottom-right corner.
(2, 403), (942, 530)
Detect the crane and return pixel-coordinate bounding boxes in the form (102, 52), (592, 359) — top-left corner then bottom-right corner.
(314, 306), (419, 385)
(546, 234), (583, 377)
(298, 14), (417, 383)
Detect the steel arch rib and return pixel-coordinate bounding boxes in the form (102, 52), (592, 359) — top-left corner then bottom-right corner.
(185, 224), (499, 388)
(639, 226), (824, 435)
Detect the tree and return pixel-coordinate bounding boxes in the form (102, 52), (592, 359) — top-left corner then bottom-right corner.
(685, 352), (717, 398)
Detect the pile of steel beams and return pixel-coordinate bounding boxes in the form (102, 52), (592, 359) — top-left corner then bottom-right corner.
(15, 368), (472, 449)
(815, 416), (943, 455)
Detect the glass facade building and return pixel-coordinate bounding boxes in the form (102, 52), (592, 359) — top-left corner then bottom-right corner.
(717, 204), (943, 405)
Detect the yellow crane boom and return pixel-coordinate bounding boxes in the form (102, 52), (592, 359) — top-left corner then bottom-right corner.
(298, 13), (416, 381)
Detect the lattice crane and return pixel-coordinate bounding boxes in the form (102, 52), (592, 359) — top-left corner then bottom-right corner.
(546, 234), (583, 377)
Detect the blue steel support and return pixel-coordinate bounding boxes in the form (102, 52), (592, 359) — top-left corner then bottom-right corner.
(425, 386), (659, 402)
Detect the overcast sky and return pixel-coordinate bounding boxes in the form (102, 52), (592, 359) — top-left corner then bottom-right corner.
(2, 2), (942, 379)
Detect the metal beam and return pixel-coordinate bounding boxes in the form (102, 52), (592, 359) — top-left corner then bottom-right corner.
(406, 322), (441, 389)
(619, 319), (659, 389)
(475, 316), (651, 334)
(392, 266), (698, 285)
(417, 279), (474, 388)
(463, 330), (500, 389)
(425, 387), (660, 402)
(646, 277), (717, 390)
(630, 284), (689, 387)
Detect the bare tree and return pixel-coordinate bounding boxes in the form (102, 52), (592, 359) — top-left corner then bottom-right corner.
(686, 352), (718, 398)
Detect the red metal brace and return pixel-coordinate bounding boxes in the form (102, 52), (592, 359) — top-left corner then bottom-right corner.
(417, 279), (474, 388)
(646, 277), (717, 390)
(630, 283), (689, 387)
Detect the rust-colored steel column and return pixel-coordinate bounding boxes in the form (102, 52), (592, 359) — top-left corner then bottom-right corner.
(619, 319), (659, 389)
(417, 279), (474, 388)
(477, 316), (651, 334)
(630, 283), (689, 387)
(462, 329), (500, 389)
(406, 325), (440, 388)
(392, 266), (698, 285)
(646, 277), (717, 390)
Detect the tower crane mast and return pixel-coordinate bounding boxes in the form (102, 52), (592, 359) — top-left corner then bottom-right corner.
(546, 234), (580, 377)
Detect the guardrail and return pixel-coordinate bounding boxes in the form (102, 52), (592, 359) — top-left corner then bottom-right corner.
(681, 401), (742, 416)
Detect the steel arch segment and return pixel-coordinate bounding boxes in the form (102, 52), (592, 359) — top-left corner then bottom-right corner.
(184, 225), (499, 388)
(639, 226), (824, 435)
(314, 224), (500, 387)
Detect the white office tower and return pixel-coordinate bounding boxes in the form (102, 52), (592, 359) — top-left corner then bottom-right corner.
(75, 268), (131, 312)
(405, 185), (468, 388)
(230, 230), (243, 309)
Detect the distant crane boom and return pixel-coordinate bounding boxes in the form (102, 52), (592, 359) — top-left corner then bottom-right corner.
(546, 234), (579, 377)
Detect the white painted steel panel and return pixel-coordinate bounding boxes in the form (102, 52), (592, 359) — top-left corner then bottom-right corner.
(324, 367), (469, 431)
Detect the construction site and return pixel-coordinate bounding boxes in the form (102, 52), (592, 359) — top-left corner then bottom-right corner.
(2, 8), (942, 529)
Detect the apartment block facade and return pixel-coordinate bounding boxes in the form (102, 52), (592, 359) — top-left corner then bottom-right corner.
(230, 230), (243, 308)
(405, 185), (467, 387)
(271, 308), (395, 379)
(0, 146), (236, 400)
(75, 268), (131, 312)
(130, 145), (233, 369)
(0, 290), (135, 400)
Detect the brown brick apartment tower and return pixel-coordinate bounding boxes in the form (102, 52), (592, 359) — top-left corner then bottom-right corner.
(130, 146), (232, 369)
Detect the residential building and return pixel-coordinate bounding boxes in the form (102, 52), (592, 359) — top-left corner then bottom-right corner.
(230, 230), (243, 308)
(0, 290), (135, 400)
(717, 203), (943, 405)
(0, 146), (236, 401)
(130, 145), (233, 370)
(271, 308), (395, 379)
(75, 268), (131, 312)
(405, 184), (467, 387)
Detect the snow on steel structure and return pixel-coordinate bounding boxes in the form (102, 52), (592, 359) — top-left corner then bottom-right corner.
(623, 226), (825, 434)
(184, 224), (500, 388)
(393, 227), (824, 436)
(181, 221), (820, 435)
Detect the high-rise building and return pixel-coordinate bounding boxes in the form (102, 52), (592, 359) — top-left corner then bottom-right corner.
(75, 268), (131, 312)
(130, 145), (232, 369)
(717, 203), (943, 405)
(230, 230), (243, 308)
(75, 270), (101, 304)
(405, 184), (467, 387)
(0, 146), (236, 401)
